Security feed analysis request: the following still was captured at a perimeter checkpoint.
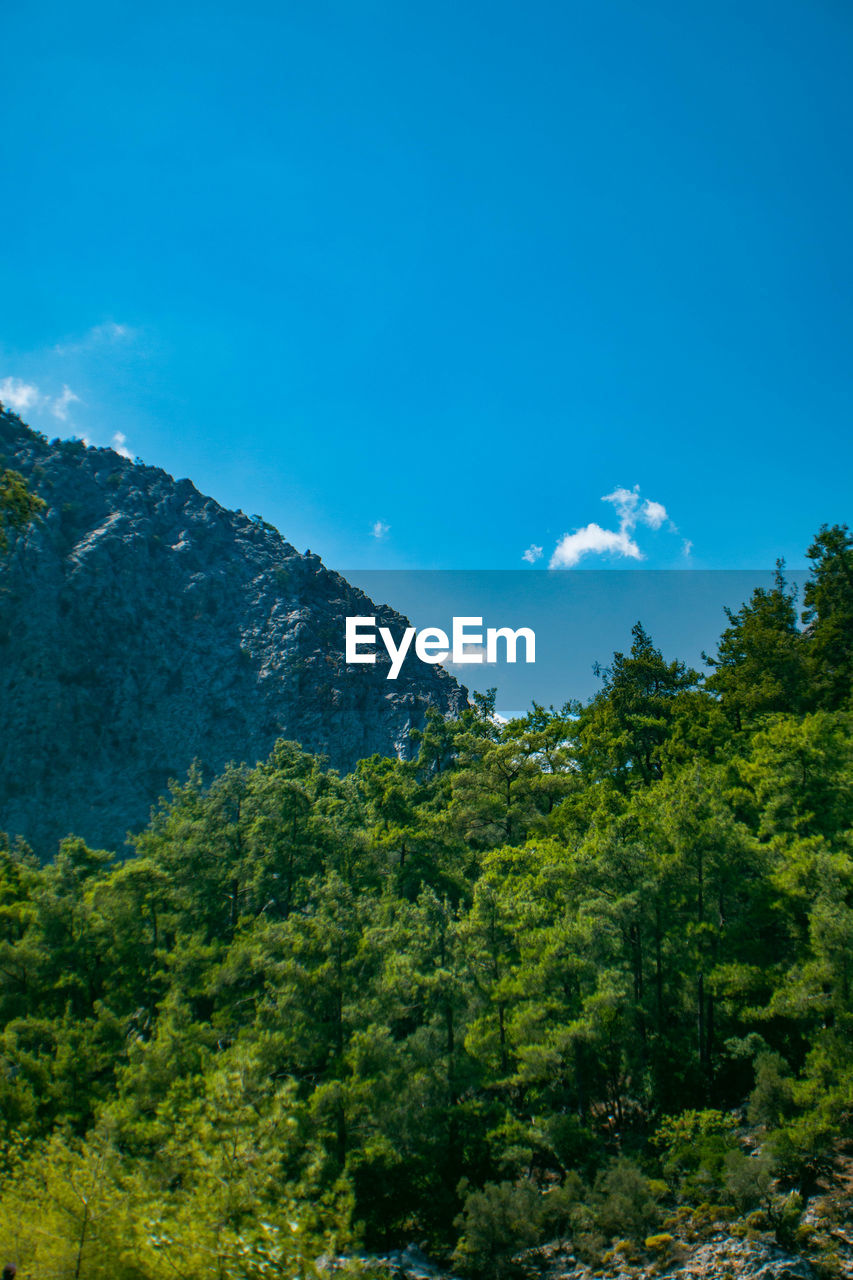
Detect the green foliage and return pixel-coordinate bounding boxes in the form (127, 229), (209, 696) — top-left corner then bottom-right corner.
(590, 1157), (664, 1241)
(654, 1110), (739, 1202)
(452, 1174), (585, 1277)
(802, 524), (853, 710)
(0, 1122), (347, 1280)
(578, 622), (698, 788)
(721, 1149), (774, 1212)
(0, 466), (45, 550)
(1, 523), (852, 1268)
(452, 1179), (548, 1278)
(766, 1191), (805, 1251)
(644, 1232), (675, 1256)
(765, 1112), (839, 1199)
(748, 1051), (795, 1129)
(705, 565), (805, 727)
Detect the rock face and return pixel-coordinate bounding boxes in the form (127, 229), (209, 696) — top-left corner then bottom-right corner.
(528, 1236), (820, 1280)
(0, 410), (467, 855)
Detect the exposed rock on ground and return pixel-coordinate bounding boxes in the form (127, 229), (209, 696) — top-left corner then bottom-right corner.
(320, 1235), (827, 1280)
(529, 1235), (820, 1280)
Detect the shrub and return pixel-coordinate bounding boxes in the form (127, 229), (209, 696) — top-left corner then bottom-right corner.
(452, 1179), (545, 1279)
(591, 1157), (663, 1242)
(722, 1149), (774, 1212)
(653, 1109), (739, 1203)
(767, 1114), (837, 1198)
(452, 1173), (588, 1279)
(748, 1052), (795, 1129)
(767, 1192), (804, 1252)
(813, 1250), (843, 1280)
(612, 1238), (641, 1264)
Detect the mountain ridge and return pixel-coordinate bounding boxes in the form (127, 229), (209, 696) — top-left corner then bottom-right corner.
(0, 408), (467, 855)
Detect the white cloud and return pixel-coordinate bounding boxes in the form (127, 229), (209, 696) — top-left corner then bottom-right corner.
(1, 375), (138, 460)
(682, 538), (693, 558)
(522, 544), (543, 564)
(444, 642), (495, 669)
(602, 485), (672, 533)
(546, 483), (680, 569)
(371, 520), (390, 540)
(1, 377), (82, 424)
(0, 377), (41, 411)
(641, 499), (668, 529)
(550, 523), (642, 568)
(97, 322), (130, 341)
(111, 431), (133, 460)
(54, 322), (134, 356)
(51, 385), (80, 421)
(602, 485), (641, 526)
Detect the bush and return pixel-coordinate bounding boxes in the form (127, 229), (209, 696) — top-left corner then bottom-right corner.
(653, 1110), (739, 1203)
(722, 1149), (774, 1212)
(767, 1114), (837, 1197)
(611, 1238), (641, 1264)
(541, 1172), (585, 1238)
(767, 1192), (804, 1252)
(748, 1052), (795, 1129)
(452, 1179), (545, 1279)
(813, 1250), (843, 1280)
(452, 1174), (587, 1279)
(591, 1157), (663, 1242)
(0, 1117), (349, 1280)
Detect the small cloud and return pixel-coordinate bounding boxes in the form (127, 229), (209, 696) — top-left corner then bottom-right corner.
(1, 377), (81, 424)
(682, 538), (693, 558)
(97, 322), (130, 341)
(550, 523), (642, 569)
(547, 483), (681, 569)
(522, 544), (543, 564)
(602, 485), (673, 533)
(111, 431), (133, 460)
(641, 499), (668, 530)
(51, 385), (80, 421)
(0, 377), (41, 412)
(371, 520), (390, 540)
(1, 378), (133, 455)
(54, 322), (134, 356)
(602, 485), (641, 527)
(444, 642), (495, 669)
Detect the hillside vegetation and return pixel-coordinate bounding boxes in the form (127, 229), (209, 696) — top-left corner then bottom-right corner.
(1, 525), (852, 1278)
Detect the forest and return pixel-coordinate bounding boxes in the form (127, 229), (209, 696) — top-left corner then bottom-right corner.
(0, 520), (852, 1279)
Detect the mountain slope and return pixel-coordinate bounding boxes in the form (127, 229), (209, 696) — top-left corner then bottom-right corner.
(0, 409), (466, 854)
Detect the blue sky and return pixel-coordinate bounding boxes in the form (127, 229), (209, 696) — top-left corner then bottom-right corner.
(1, 0), (850, 571)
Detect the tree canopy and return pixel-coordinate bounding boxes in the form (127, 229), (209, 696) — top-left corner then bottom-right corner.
(1, 524), (852, 1277)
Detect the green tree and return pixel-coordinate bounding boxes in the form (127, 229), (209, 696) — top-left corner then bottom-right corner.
(705, 565), (805, 727)
(802, 523), (853, 709)
(578, 623), (698, 789)
(0, 466), (44, 550)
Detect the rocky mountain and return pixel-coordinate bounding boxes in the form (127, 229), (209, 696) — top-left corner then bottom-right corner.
(0, 409), (467, 855)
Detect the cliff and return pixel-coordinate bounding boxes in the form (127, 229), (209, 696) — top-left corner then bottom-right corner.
(0, 409), (466, 854)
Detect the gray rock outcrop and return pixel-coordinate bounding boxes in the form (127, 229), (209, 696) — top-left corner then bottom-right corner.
(0, 410), (467, 855)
